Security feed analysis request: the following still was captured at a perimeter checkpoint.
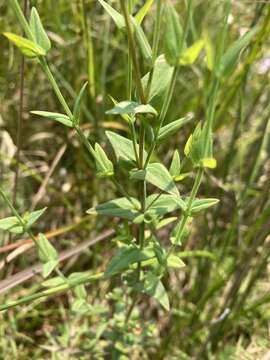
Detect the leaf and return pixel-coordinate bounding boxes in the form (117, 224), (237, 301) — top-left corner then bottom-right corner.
(146, 194), (186, 218)
(98, 0), (125, 29)
(131, 18), (153, 65)
(73, 82), (88, 125)
(184, 122), (204, 166)
(200, 157), (217, 169)
(169, 150), (181, 178)
(31, 111), (73, 127)
(24, 207), (47, 229)
(94, 143), (114, 177)
(203, 30), (215, 71)
(157, 116), (192, 142)
(0, 216), (23, 234)
(3, 32), (46, 58)
(105, 246), (151, 276)
(135, 0), (154, 24)
(106, 101), (157, 117)
(145, 163), (179, 196)
(164, 5), (183, 66)
(142, 55), (174, 112)
(180, 39), (204, 65)
(218, 27), (258, 77)
(144, 273), (170, 311)
(108, 95), (131, 122)
(156, 217), (177, 230)
(87, 197), (140, 221)
(38, 233), (58, 264)
(42, 260), (58, 278)
(189, 198), (219, 214)
(29, 7), (51, 52)
(167, 255), (185, 268)
(106, 131), (147, 163)
(74, 284), (87, 300)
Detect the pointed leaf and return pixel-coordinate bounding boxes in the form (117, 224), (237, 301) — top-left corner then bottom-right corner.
(73, 82), (88, 125)
(0, 216), (23, 234)
(145, 163), (179, 196)
(42, 260), (58, 278)
(3, 32), (46, 58)
(180, 39), (204, 65)
(135, 0), (154, 24)
(164, 5), (183, 65)
(94, 143), (114, 177)
(169, 150), (181, 178)
(31, 111), (73, 127)
(158, 116), (192, 142)
(144, 273), (170, 311)
(29, 7), (51, 52)
(106, 101), (157, 117)
(24, 207), (47, 229)
(38, 233), (58, 263)
(132, 18), (153, 65)
(203, 30), (215, 71)
(87, 197), (140, 221)
(98, 0), (125, 29)
(189, 198), (219, 214)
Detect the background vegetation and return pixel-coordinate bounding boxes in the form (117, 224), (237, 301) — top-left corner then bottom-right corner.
(0, 0), (270, 359)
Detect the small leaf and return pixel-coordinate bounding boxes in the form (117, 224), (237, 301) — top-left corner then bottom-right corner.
(106, 101), (157, 117)
(135, 0), (154, 24)
(24, 207), (47, 229)
(38, 233), (58, 264)
(218, 27), (258, 77)
(184, 122), (204, 166)
(42, 260), (58, 278)
(87, 197), (140, 221)
(105, 246), (151, 276)
(73, 82), (88, 125)
(180, 39), (204, 65)
(169, 150), (181, 178)
(189, 198), (219, 214)
(132, 18), (153, 65)
(167, 255), (185, 268)
(106, 131), (147, 163)
(98, 0), (125, 29)
(3, 32), (46, 58)
(145, 163), (179, 196)
(142, 55), (174, 112)
(164, 5), (183, 66)
(156, 217), (177, 230)
(29, 7), (51, 52)
(94, 143), (114, 177)
(146, 194), (186, 218)
(158, 116), (192, 143)
(200, 157), (217, 169)
(203, 30), (215, 71)
(144, 273), (170, 311)
(0, 216), (23, 234)
(31, 111), (73, 127)
(74, 285), (87, 300)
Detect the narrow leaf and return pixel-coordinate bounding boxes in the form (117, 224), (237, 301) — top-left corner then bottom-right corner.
(73, 82), (88, 125)
(29, 7), (51, 52)
(180, 39), (204, 65)
(135, 0), (154, 24)
(3, 32), (46, 58)
(106, 101), (157, 117)
(164, 5), (183, 65)
(158, 116), (192, 142)
(98, 0), (125, 29)
(94, 143), (114, 177)
(169, 150), (181, 178)
(31, 111), (73, 127)
(145, 163), (180, 196)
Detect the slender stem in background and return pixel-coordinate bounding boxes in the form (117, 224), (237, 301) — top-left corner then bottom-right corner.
(119, 0), (146, 104)
(13, 0), (27, 208)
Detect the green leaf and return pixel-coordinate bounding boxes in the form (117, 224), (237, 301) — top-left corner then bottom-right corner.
(145, 163), (180, 196)
(105, 246), (151, 276)
(184, 122), (204, 166)
(180, 39), (204, 65)
(38, 233), (58, 264)
(167, 254), (185, 268)
(94, 143), (114, 177)
(131, 18), (153, 65)
(3, 32), (46, 58)
(146, 194), (186, 218)
(98, 0), (125, 29)
(189, 198), (219, 214)
(29, 7), (51, 52)
(218, 27), (258, 77)
(200, 157), (217, 169)
(74, 284), (87, 300)
(156, 217), (177, 230)
(169, 150), (181, 178)
(31, 111), (73, 127)
(106, 131), (147, 163)
(164, 5), (183, 66)
(135, 0), (154, 24)
(42, 259), (58, 278)
(73, 82), (88, 125)
(24, 207), (47, 229)
(203, 30), (215, 71)
(143, 273), (170, 311)
(106, 101), (157, 117)
(158, 116), (192, 143)
(142, 55), (174, 112)
(0, 216), (23, 234)
(87, 197), (140, 221)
